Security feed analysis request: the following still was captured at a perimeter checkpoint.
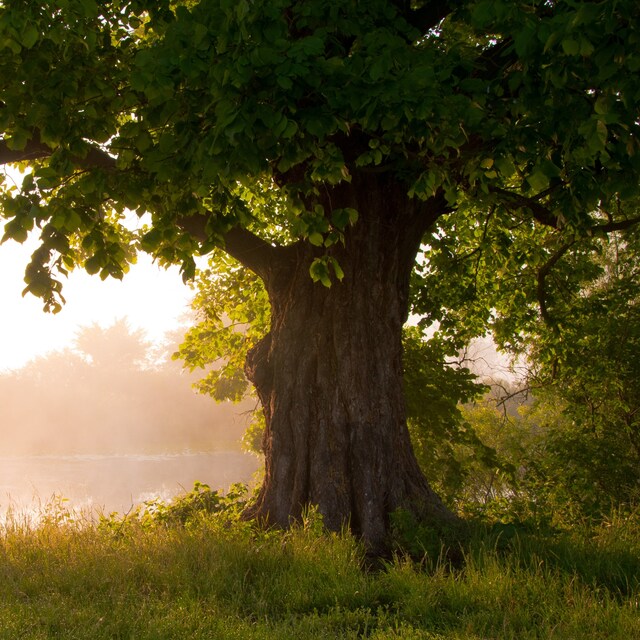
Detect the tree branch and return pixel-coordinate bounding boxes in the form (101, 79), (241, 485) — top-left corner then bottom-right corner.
(492, 187), (640, 235)
(0, 132), (116, 169)
(593, 215), (640, 234)
(75, 143), (117, 170)
(223, 227), (279, 278)
(2, 132), (281, 278)
(0, 137), (51, 164)
(178, 212), (278, 279)
(491, 187), (560, 228)
(537, 241), (574, 327)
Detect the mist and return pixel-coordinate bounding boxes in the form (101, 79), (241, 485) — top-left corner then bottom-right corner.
(0, 319), (259, 516)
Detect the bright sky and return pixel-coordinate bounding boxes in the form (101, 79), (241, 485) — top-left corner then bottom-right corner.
(0, 234), (195, 372)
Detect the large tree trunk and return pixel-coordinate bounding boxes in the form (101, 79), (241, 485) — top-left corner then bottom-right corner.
(243, 174), (456, 554)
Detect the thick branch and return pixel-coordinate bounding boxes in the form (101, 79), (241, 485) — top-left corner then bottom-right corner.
(178, 212), (278, 278)
(537, 241), (574, 327)
(0, 132), (116, 169)
(223, 227), (279, 278)
(76, 144), (117, 170)
(491, 187), (559, 228)
(0, 137), (51, 164)
(493, 187), (640, 235)
(593, 215), (640, 234)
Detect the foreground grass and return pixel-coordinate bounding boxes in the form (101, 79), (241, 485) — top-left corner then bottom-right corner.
(0, 500), (639, 639)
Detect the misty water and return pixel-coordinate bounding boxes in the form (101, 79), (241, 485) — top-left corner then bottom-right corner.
(0, 321), (261, 523)
(0, 451), (258, 521)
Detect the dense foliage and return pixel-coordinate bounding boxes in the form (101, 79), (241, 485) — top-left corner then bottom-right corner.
(414, 194), (640, 522)
(1, 0), (639, 301)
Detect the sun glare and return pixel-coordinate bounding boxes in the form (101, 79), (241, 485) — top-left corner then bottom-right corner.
(0, 231), (194, 371)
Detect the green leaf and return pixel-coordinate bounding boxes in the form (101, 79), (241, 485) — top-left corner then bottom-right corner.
(78, 0), (99, 18)
(308, 231), (324, 246)
(543, 30), (562, 53)
(20, 24), (39, 49)
(594, 97), (608, 115)
(329, 257), (344, 281)
(135, 131), (153, 152)
(331, 207), (358, 229)
(585, 119), (608, 153)
(527, 169), (550, 192)
(6, 131), (29, 151)
(540, 159), (561, 179)
(276, 75), (293, 90)
(34, 167), (58, 180)
(282, 120), (298, 139)
(299, 35), (324, 56)
(495, 156), (516, 178)
(1, 220), (28, 244)
(514, 24), (536, 58)
(85, 255), (102, 275)
(561, 38), (580, 56)
(309, 258), (332, 288)
(579, 38), (594, 57)
(471, 1), (494, 28)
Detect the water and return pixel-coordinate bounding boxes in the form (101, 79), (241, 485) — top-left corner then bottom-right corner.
(0, 451), (260, 521)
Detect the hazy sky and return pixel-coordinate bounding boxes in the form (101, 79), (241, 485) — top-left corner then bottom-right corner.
(0, 234), (195, 371)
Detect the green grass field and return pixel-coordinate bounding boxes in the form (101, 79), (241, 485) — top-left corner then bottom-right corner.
(1, 495), (638, 639)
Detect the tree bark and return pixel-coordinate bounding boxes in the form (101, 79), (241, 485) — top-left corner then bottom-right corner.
(243, 173), (456, 554)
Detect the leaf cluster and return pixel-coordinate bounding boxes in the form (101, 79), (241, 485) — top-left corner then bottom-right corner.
(2, 0), (640, 310)
(402, 326), (498, 503)
(129, 481), (250, 528)
(174, 252), (270, 403)
(420, 206), (640, 521)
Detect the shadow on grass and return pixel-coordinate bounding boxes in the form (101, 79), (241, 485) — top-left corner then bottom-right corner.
(391, 510), (640, 598)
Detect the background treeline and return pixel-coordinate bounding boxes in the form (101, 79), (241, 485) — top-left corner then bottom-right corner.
(407, 208), (640, 528)
(0, 319), (249, 455)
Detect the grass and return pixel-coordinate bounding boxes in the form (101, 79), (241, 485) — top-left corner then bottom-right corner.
(0, 494), (639, 639)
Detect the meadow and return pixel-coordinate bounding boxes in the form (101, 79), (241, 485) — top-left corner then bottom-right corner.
(0, 487), (638, 639)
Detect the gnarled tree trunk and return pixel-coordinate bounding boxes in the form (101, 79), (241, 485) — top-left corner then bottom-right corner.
(242, 174), (456, 554)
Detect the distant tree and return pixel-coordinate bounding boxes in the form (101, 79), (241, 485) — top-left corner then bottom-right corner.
(0, 321), (245, 454)
(1, 0), (640, 551)
(73, 319), (151, 370)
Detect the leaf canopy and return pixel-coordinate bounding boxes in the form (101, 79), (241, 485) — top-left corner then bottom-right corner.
(0, 0), (638, 314)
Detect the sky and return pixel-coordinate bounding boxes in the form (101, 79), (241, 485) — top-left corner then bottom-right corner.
(0, 233), (196, 372)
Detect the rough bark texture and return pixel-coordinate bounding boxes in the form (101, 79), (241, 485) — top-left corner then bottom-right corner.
(243, 173), (456, 554)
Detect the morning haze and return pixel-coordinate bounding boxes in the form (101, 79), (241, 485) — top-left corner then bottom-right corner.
(0, 319), (258, 515)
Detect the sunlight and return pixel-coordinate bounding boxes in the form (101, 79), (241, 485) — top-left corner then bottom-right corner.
(0, 229), (194, 371)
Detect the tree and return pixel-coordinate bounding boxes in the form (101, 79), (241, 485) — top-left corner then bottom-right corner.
(1, 0), (640, 552)
(0, 319), (247, 454)
(73, 318), (151, 370)
(175, 257), (492, 504)
(497, 226), (640, 520)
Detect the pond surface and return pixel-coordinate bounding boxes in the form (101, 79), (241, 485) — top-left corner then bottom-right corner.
(0, 451), (259, 522)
